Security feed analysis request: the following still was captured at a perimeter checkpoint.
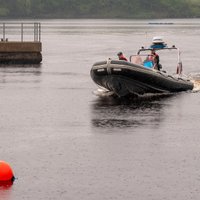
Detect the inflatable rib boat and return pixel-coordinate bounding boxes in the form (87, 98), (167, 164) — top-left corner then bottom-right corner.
(90, 37), (194, 97)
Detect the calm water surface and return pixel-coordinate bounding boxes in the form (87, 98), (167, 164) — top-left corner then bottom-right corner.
(0, 19), (200, 200)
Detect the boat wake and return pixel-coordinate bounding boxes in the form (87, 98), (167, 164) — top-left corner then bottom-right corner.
(191, 80), (200, 92)
(188, 72), (200, 92)
(93, 87), (174, 104)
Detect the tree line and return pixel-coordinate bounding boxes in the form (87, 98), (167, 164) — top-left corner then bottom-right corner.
(0, 0), (199, 19)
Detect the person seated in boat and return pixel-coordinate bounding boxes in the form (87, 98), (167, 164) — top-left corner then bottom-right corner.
(143, 55), (153, 68)
(117, 52), (128, 61)
(150, 49), (162, 70)
(143, 52), (155, 68)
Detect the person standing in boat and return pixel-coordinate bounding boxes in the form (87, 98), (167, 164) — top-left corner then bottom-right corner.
(117, 52), (128, 61)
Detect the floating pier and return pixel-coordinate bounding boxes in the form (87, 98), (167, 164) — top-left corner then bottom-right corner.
(0, 23), (42, 64)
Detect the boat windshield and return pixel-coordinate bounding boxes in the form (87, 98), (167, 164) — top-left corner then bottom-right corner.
(130, 51), (154, 69)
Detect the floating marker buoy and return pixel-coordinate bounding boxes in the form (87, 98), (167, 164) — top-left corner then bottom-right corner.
(0, 161), (15, 184)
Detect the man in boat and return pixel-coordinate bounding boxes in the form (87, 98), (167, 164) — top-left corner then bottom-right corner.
(117, 52), (128, 61)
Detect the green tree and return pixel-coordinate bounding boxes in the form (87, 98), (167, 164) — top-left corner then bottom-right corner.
(0, 0), (199, 19)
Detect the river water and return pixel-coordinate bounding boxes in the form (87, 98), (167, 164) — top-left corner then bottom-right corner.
(0, 19), (200, 200)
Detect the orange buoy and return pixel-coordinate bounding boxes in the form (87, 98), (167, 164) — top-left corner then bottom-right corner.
(0, 161), (15, 184)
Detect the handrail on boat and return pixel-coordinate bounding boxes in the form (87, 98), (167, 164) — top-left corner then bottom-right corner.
(137, 46), (177, 55)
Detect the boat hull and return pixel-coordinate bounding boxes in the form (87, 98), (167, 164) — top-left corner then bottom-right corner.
(90, 60), (194, 97)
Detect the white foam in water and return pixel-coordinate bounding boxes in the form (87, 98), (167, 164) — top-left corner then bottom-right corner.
(191, 80), (200, 92)
(93, 88), (114, 97)
(188, 73), (200, 92)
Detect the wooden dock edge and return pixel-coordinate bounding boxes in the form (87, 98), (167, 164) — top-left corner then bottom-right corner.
(0, 42), (42, 64)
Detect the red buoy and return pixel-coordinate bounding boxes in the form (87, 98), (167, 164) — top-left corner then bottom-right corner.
(0, 161), (15, 184)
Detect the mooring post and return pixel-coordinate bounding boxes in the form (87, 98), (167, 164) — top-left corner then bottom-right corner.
(3, 23), (5, 41)
(39, 23), (41, 42)
(21, 23), (24, 42)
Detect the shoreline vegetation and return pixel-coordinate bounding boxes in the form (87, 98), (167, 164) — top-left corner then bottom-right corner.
(0, 0), (200, 19)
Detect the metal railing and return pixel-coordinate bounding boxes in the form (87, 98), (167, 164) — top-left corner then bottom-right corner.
(0, 22), (41, 42)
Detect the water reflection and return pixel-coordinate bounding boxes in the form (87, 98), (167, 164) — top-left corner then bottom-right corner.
(0, 64), (42, 84)
(0, 182), (13, 200)
(91, 94), (174, 131)
(0, 182), (13, 189)
(92, 118), (143, 129)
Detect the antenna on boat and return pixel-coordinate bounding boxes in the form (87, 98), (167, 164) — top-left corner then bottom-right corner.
(145, 32), (148, 47)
